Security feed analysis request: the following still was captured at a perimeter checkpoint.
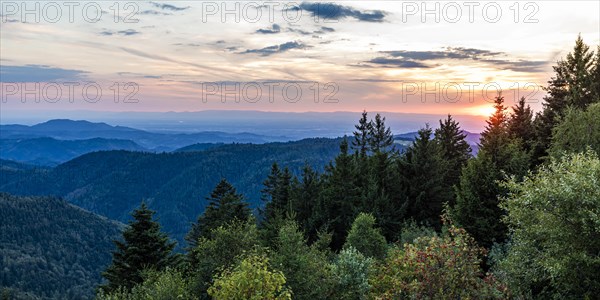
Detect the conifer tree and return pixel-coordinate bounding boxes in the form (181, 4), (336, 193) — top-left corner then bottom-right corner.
(100, 203), (176, 293)
(434, 115), (471, 205)
(399, 125), (449, 229)
(352, 110), (372, 156)
(290, 165), (322, 240)
(344, 213), (387, 260)
(534, 35), (597, 162)
(319, 139), (362, 249)
(453, 96), (530, 247)
(369, 113), (394, 153)
(186, 179), (250, 248)
(507, 97), (535, 152)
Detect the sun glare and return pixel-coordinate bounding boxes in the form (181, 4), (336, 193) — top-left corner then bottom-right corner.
(463, 105), (496, 117)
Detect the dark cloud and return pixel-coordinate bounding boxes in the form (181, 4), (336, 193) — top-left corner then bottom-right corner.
(292, 2), (386, 22)
(367, 57), (430, 68)
(139, 10), (172, 16)
(150, 1), (189, 11)
(0, 65), (88, 82)
(480, 59), (548, 72)
(256, 24), (281, 34)
(384, 47), (503, 61)
(100, 29), (141, 36)
(379, 47), (548, 72)
(240, 41), (308, 56)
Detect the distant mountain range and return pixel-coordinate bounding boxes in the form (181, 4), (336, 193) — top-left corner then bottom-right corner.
(1, 119), (292, 150)
(0, 119), (481, 165)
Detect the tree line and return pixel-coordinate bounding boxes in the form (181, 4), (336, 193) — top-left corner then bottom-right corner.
(96, 35), (600, 300)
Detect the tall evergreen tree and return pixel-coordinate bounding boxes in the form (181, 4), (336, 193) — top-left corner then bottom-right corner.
(434, 115), (472, 205)
(186, 179), (250, 248)
(507, 97), (535, 153)
(318, 139), (362, 249)
(369, 113), (394, 153)
(352, 110), (372, 157)
(290, 165), (322, 241)
(100, 203), (176, 293)
(533, 35), (597, 163)
(479, 94), (510, 160)
(453, 96), (530, 247)
(399, 125), (449, 230)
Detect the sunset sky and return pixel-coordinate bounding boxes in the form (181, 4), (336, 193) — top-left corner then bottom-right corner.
(1, 1), (599, 119)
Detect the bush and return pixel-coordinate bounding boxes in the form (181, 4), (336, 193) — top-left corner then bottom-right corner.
(371, 222), (508, 299)
(208, 253), (291, 300)
(331, 247), (373, 300)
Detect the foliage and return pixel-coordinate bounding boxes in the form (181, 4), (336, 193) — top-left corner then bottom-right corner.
(533, 35), (599, 163)
(208, 253), (292, 300)
(100, 203), (177, 293)
(186, 178), (250, 249)
(271, 221), (333, 300)
(498, 151), (600, 299)
(344, 213), (387, 260)
(189, 218), (259, 299)
(549, 103), (600, 157)
(97, 268), (196, 300)
(433, 115), (472, 205)
(399, 125), (450, 230)
(0, 193), (122, 300)
(452, 95), (530, 247)
(398, 220), (437, 245)
(371, 222), (509, 299)
(331, 247), (373, 300)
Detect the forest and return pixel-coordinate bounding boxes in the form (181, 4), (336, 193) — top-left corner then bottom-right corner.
(2, 36), (600, 299)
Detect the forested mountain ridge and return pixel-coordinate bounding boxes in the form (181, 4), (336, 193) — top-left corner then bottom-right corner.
(0, 193), (123, 300)
(0, 137), (146, 166)
(0, 138), (348, 245)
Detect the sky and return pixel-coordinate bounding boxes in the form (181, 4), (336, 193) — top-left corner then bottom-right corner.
(1, 1), (599, 121)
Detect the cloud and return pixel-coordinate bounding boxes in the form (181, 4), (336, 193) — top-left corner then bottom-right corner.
(240, 41), (308, 56)
(256, 24), (281, 34)
(150, 1), (189, 11)
(366, 57), (430, 68)
(0, 65), (88, 82)
(100, 29), (141, 36)
(384, 47), (503, 61)
(139, 10), (172, 16)
(292, 2), (386, 22)
(374, 47), (548, 72)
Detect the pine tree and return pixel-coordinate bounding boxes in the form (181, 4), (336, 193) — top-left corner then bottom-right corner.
(290, 165), (322, 241)
(453, 96), (530, 247)
(318, 138), (362, 249)
(369, 113), (394, 153)
(533, 35), (597, 163)
(186, 179), (250, 248)
(352, 110), (372, 156)
(434, 115), (472, 205)
(480, 94), (510, 161)
(100, 203), (176, 293)
(507, 97), (535, 153)
(399, 125), (449, 230)
(344, 213), (387, 260)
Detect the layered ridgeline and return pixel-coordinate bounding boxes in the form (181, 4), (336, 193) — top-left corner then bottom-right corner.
(0, 193), (123, 300)
(0, 138), (347, 245)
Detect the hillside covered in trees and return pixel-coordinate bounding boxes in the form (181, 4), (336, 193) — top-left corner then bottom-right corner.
(1, 36), (599, 299)
(0, 193), (123, 299)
